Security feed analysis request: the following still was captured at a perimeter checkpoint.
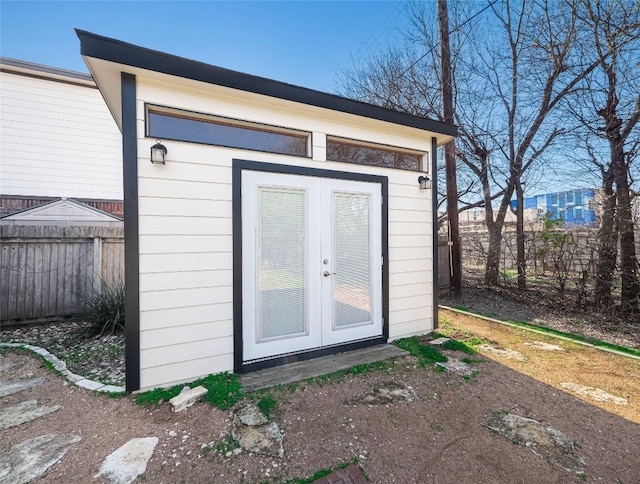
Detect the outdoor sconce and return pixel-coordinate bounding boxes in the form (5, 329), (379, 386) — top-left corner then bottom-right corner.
(150, 140), (167, 164)
(418, 175), (430, 189)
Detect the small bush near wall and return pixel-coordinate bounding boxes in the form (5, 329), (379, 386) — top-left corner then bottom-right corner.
(82, 278), (125, 336)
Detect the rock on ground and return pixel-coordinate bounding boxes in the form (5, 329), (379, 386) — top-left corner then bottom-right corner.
(231, 404), (284, 458)
(0, 400), (62, 430)
(347, 381), (418, 405)
(560, 382), (628, 405)
(523, 341), (565, 351)
(0, 377), (45, 398)
(94, 437), (159, 484)
(0, 433), (81, 484)
(484, 412), (585, 473)
(478, 344), (528, 362)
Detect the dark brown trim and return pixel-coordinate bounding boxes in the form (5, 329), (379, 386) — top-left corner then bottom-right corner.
(76, 29), (458, 137)
(238, 338), (385, 373)
(232, 159), (389, 373)
(121, 72), (140, 392)
(432, 137), (439, 330)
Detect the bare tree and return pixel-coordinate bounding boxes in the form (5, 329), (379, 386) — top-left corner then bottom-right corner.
(567, 0), (640, 313)
(342, 0), (610, 290)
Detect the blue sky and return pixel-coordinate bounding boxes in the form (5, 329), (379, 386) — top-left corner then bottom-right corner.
(0, 1), (413, 93)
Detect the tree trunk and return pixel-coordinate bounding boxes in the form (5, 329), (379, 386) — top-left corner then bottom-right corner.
(611, 134), (640, 313)
(485, 223), (502, 286)
(438, 0), (462, 301)
(515, 180), (526, 289)
(594, 168), (617, 309)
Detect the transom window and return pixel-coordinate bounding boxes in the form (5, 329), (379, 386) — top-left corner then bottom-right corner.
(146, 106), (309, 157)
(326, 136), (423, 171)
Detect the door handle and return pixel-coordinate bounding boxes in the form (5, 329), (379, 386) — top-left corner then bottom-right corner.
(323, 271), (336, 277)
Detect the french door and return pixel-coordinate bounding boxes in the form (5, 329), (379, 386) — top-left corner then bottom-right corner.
(242, 170), (382, 362)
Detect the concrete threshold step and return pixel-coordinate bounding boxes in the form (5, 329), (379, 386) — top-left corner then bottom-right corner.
(240, 344), (408, 392)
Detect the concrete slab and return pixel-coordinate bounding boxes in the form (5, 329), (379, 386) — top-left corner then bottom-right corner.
(240, 344), (408, 392)
(75, 379), (104, 391)
(429, 337), (451, 346)
(0, 433), (81, 484)
(0, 399), (62, 430)
(0, 377), (45, 397)
(94, 437), (158, 484)
(169, 385), (207, 412)
(97, 384), (126, 394)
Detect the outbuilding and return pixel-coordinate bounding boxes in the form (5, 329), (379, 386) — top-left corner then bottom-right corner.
(77, 30), (457, 392)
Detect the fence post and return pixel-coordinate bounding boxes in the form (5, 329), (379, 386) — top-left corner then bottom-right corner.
(93, 236), (103, 288)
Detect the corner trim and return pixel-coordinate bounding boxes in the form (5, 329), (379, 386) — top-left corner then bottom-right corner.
(432, 137), (439, 330)
(121, 72), (140, 392)
(232, 159), (389, 373)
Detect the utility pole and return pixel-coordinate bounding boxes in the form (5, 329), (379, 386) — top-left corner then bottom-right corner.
(437, 0), (462, 300)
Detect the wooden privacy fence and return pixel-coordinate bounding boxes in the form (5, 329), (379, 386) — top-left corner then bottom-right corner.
(438, 237), (451, 290)
(1, 225), (124, 324)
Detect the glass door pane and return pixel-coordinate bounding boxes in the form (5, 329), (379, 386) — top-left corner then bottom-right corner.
(258, 188), (306, 340)
(333, 193), (372, 327)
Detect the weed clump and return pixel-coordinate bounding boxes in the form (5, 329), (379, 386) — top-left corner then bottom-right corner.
(82, 278), (125, 336)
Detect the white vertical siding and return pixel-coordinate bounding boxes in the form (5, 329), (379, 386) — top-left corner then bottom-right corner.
(0, 71), (122, 199)
(135, 80), (434, 390)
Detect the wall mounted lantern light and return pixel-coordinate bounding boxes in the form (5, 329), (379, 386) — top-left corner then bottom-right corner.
(418, 175), (430, 189)
(150, 140), (167, 164)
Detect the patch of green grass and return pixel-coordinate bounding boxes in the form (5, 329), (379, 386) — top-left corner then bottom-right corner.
(441, 339), (476, 355)
(215, 435), (240, 454)
(462, 370), (480, 381)
(135, 372), (243, 410)
(511, 439), (520, 445)
(135, 385), (183, 406)
(430, 422), (443, 432)
(394, 337), (447, 367)
(283, 459), (363, 484)
(461, 357), (485, 365)
(450, 307), (640, 358)
(257, 394), (278, 420)
(195, 373), (243, 410)
(578, 472), (587, 481)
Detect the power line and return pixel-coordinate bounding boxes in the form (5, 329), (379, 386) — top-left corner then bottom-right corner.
(398, 0), (500, 78)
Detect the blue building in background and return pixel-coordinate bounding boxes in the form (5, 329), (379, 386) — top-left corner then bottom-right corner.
(511, 188), (597, 227)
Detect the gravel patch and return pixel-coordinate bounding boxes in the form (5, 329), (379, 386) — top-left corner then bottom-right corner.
(1, 321), (124, 386)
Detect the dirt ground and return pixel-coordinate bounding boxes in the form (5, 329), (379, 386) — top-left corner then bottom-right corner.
(2, 312), (639, 484)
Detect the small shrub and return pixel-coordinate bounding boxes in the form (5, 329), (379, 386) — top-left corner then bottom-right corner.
(82, 278), (125, 336)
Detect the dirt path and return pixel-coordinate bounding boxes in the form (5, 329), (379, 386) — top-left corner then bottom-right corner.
(439, 308), (640, 424)
(2, 321), (640, 483)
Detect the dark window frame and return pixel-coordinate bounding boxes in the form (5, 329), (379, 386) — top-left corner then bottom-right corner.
(145, 104), (311, 158)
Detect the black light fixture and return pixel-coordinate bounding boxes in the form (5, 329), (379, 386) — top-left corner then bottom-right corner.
(418, 175), (430, 189)
(150, 140), (167, 164)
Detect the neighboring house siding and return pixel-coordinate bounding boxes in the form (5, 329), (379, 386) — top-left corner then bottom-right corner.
(0, 70), (123, 200)
(135, 81), (434, 390)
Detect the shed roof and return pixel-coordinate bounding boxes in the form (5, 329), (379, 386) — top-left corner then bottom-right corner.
(76, 29), (457, 144)
(0, 198), (123, 226)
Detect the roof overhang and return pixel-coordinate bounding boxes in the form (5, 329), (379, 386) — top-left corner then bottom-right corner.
(76, 29), (457, 144)
(1, 56), (95, 88)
